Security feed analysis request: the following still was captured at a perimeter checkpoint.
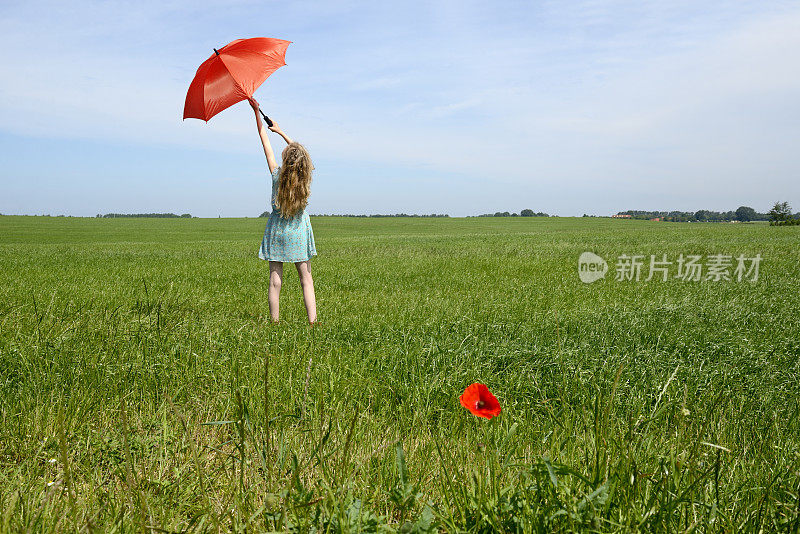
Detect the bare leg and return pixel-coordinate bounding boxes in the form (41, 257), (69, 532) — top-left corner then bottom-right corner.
(268, 261), (283, 322)
(295, 261), (317, 323)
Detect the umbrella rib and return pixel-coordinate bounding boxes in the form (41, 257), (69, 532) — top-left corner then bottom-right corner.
(204, 55), (249, 119)
(216, 54), (248, 94)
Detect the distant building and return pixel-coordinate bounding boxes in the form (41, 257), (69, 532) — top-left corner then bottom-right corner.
(650, 217), (661, 221)
(612, 214), (632, 218)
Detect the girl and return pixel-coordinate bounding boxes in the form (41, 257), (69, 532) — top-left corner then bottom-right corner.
(248, 97), (317, 324)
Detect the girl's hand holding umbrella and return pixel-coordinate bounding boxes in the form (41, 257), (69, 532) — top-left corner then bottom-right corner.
(249, 96), (278, 172)
(249, 97), (268, 125)
(248, 97), (261, 122)
(248, 97), (264, 127)
(249, 97), (291, 142)
(268, 121), (293, 144)
(249, 98), (282, 133)
(249, 99), (273, 129)
(248, 96), (274, 128)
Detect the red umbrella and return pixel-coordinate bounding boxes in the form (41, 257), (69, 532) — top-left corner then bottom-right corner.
(183, 37), (291, 123)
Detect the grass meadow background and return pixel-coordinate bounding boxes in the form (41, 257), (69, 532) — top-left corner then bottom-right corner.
(1, 215), (799, 532)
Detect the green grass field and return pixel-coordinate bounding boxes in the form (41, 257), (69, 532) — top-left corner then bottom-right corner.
(1, 215), (799, 532)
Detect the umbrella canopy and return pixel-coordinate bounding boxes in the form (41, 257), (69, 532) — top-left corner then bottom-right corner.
(183, 37), (291, 122)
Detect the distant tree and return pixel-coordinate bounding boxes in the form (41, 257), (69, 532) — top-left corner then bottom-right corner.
(694, 210), (709, 221)
(735, 206), (756, 222)
(102, 213), (180, 218)
(520, 209), (534, 217)
(768, 201), (792, 222)
(259, 211), (271, 217)
(180, 213), (192, 218)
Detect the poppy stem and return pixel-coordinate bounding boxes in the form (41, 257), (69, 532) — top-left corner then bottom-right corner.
(483, 421), (495, 492)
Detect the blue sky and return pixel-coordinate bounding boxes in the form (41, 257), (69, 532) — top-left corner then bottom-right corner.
(1, 0), (799, 217)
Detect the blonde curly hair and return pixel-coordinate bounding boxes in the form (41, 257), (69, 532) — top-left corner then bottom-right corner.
(276, 142), (313, 218)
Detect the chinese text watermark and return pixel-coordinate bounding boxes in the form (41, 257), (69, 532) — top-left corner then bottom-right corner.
(579, 253), (761, 283)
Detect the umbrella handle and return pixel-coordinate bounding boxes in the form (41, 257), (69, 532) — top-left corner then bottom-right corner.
(259, 109), (274, 128)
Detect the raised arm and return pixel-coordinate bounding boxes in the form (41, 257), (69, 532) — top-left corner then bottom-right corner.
(248, 98), (277, 174)
(271, 123), (293, 146)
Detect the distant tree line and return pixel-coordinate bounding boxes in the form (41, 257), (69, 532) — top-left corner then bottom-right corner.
(0, 214), (77, 217)
(768, 202), (800, 226)
(474, 209), (550, 217)
(99, 213), (192, 218)
(615, 202), (799, 223)
(616, 206), (767, 222)
(261, 212), (450, 218)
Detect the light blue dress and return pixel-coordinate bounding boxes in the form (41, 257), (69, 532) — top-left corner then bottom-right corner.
(258, 166), (317, 263)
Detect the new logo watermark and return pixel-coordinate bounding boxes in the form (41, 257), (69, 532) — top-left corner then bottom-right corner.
(578, 252), (761, 283)
(578, 252), (609, 283)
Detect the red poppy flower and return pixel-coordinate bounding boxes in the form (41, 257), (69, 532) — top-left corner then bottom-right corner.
(459, 383), (501, 419)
